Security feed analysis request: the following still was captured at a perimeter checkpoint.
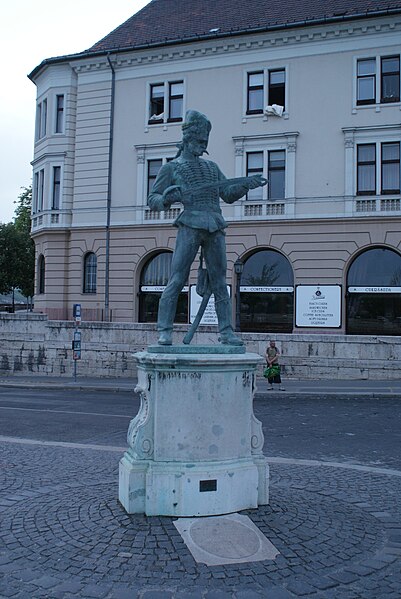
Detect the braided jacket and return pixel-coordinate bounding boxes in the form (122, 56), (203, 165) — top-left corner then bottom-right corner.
(147, 158), (248, 233)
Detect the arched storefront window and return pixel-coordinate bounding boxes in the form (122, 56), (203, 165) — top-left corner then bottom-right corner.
(139, 252), (188, 323)
(239, 250), (294, 332)
(83, 252), (97, 294)
(38, 255), (45, 294)
(347, 247), (401, 335)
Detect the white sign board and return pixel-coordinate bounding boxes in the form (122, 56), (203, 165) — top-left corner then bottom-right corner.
(296, 285), (341, 328)
(141, 286), (189, 292)
(190, 286), (230, 325)
(348, 286), (401, 294)
(240, 286), (294, 293)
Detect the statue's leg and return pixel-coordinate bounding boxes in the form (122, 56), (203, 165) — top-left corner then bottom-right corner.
(157, 227), (199, 345)
(203, 232), (243, 346)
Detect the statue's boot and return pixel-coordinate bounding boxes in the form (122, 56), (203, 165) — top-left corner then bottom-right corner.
(215, 299), (244, 346)
(157, 297), (177, 345)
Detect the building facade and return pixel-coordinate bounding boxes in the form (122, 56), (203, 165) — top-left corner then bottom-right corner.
(29, 0), (401, 336)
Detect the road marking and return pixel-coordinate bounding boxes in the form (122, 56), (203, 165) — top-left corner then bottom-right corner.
(0, 406), (130, 418)
(0, 435), (401, 478)
(0, 435), (125, 452)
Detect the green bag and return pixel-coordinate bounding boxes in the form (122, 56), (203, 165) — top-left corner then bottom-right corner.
(263, 364), (280, 379)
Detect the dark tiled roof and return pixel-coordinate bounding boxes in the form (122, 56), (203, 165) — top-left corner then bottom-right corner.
(87, 0), (401, 53)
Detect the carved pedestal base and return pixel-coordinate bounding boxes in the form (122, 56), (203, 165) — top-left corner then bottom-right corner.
(119, 347), (268, 517)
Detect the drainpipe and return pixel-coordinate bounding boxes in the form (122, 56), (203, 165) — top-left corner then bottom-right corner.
(104, 54), (115, 322)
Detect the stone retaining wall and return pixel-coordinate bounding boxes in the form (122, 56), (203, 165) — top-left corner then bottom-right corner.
(0, 313), (400, 380)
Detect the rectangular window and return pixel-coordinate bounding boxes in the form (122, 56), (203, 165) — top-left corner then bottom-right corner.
(149, 84), (165, 123)
(381, 56), (400, 103)
(168, 81), (184, 121)
(52, 166), (61, 209)
(268, 150), (285, 200)
(268, 69), (285, 108)
(149, 80), (184, 124)
(357, 144), (376, 195)
(357, 59), (376, 105)
(246, 152), (263, 200)
(34, 169), (45, 213)
(55, 95), (64, 133)
(147, 159), (163, 195)
(247, 72), (264, 114)
(382, 142), (400, 194)
(36, 99), (47, 140)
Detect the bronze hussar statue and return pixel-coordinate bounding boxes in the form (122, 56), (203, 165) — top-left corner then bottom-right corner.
(147, 110), (267, 346)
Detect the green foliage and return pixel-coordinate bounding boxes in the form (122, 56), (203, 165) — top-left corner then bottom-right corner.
(0, 186), (35, 305)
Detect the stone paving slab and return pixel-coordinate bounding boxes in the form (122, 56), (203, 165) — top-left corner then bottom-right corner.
(0, 440), (400, 598)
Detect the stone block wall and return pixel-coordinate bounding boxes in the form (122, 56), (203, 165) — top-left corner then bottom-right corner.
(0, 313), (400, 380)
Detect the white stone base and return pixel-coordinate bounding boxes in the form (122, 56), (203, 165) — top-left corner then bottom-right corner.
(119, 347), (267, 516)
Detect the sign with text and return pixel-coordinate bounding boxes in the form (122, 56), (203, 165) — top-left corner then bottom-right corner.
(190, 286), (231, 325)
(296, 285), (341, 328)
(348, 286), (401, 294)
(240, 286), (294, 293)
(141, 286), (189, 292)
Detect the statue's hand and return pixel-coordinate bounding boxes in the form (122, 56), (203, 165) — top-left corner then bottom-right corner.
(162, 185), (182, 207)
(247, 175), (268, 189)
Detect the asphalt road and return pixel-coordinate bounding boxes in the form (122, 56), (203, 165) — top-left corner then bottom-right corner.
(0, 387), (400, 470)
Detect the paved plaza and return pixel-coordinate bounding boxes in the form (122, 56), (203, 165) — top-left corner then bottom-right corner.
(0, 380), (401, 598)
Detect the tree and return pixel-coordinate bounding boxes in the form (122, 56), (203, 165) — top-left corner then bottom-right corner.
(13, 186), (35, 299)
(0, 186), (35, 310)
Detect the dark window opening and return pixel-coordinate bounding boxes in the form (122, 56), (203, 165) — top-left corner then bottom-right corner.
(38, 255), (45, 294)
(149, 84), (164, 123)
(381, 56), (400, 103)
(52, 166), (61, 209)
(268, 69), (285, 108)
(139, 252), (188, 323)
(268, 150), (285, 200)
(147, 159), (163, 195)
(246, 152), (263, 201)
(381, 142), (400, 194)
(347, 247), (401, 335)
(357, 144), (376, 195)
(55, 94), (64, 133)
(168, 81), (184, 122)
(83, 252), (97, 294)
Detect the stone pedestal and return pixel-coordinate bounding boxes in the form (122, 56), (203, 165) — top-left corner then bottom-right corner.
(119, 346), (268, 516)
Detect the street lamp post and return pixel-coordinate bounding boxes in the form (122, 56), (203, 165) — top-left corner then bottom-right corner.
(234, 258), (243, 332)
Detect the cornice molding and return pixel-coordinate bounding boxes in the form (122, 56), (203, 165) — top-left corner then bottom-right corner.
(70, 16), (401, 75)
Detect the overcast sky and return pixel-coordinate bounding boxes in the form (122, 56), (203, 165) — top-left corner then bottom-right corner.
(0, 0), (150, 224)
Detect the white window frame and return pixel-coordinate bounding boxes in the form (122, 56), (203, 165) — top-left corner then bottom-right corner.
(343, 125), (401, 198)
(242, 65), (289, 120)
(50, 164), (63, 210)
(145, 79), (186, 128)
(233, 132), (298, 200)
(135, 142), (179, 206)
(353, 53), (401, 112)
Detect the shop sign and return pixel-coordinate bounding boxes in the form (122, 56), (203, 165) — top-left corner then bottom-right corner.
(240, 286), (294, 293)
(141, 286), (189, 292)
(296, 285), (341, 328)
(190, 286), (230, 325)
(348, 286), (401, 294)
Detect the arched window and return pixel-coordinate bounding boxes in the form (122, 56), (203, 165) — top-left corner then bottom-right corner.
(38, 255), (45, 295)
(347, 247), (401, 335)
(83, 252), (97, 294)
(238, 250), (294, 332)
(139, 252), (188, 323)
